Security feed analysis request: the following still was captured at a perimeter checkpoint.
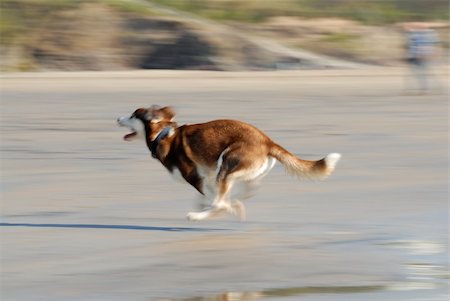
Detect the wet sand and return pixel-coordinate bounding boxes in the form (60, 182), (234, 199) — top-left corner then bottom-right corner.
(1, 69), (448, 301)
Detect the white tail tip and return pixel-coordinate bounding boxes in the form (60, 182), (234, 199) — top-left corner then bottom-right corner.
(325, 153), (341, 170)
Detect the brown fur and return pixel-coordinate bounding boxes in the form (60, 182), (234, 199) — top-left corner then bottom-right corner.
(118, 105), (341, 220)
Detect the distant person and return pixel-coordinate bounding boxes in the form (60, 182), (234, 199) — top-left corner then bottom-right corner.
(404, 24), (440, 94)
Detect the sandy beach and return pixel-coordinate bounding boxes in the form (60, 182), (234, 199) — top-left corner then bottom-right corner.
(1, 68), (448, 301)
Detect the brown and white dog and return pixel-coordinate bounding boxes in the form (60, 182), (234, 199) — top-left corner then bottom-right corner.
(117, 105), (341, 221)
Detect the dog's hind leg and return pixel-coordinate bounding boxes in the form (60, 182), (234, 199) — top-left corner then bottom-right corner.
(187, 144), (270, 221)
(230, 199), (246, 221)
(229, 156), (275, 221)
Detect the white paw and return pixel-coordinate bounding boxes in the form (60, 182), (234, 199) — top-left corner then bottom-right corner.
(186, 212), (199, 221)
(187, 211), (210, 221)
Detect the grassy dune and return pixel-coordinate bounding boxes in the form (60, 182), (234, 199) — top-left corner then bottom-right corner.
(151, 0), (449, 24)
(0, 0), (448, 71)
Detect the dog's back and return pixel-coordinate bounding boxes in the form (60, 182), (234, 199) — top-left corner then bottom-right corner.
(180, 119), (271, 168)
(181, 119), (340, 180)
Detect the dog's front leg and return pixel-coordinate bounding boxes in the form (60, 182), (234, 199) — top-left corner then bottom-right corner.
(187, 177), (245, 221)
(187, 198), (227, 221)
(187, 175), (229, 221)
(193, 176), (216, 211)
(193, 194), (209, 211)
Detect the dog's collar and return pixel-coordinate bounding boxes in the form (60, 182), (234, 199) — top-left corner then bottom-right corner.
(150, 126), (173, 158)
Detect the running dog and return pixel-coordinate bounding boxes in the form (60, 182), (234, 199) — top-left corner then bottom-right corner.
(117, 105), (341, 221)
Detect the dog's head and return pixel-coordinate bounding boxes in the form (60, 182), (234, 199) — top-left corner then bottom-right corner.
(117, 105), (176, 141)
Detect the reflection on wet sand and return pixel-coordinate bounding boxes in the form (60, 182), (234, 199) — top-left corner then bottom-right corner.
(167, 277), (450, 301)
(170, 285), (386, 301)
(165, 236), (449, 301)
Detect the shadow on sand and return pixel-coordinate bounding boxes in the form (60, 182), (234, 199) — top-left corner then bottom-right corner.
(0, 222), (226, 232)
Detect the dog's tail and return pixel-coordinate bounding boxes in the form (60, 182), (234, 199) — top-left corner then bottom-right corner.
(269, 143), (341, 180)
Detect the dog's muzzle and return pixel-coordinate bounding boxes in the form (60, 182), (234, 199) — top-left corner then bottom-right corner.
(117, 117), (127, 126)
(117, 117), (138, 141)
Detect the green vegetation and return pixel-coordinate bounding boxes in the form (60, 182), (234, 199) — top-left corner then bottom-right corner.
(0, 0), (77, 45)
(0, 0), (155, 46)
(0, 0), (447, 71)
(320, 33), (359, 44)
(101, 0), (155, 14)
(298, 33), (363, 62)
(150, 0), (449, 24)
(1, 0), (447, 46)
(316, 33), (360, 56)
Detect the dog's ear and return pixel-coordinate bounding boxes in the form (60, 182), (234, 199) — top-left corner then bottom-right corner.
(160, 106), (176, 121)
(150, 106), (175, 123)
(133, 108), (151, 121)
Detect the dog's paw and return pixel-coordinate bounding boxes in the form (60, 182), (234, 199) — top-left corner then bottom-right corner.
(187, 211), (209, 221)
(186, 212), (196, 221)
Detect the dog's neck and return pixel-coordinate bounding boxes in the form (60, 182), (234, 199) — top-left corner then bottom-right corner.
(149, 126), (174, 159)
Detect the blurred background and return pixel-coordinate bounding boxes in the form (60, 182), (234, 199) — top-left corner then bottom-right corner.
(1, 1), (449, 301)
(0, 0), (448, 71)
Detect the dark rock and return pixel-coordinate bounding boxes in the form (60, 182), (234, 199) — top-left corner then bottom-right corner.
(139, 31), (216, 70)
